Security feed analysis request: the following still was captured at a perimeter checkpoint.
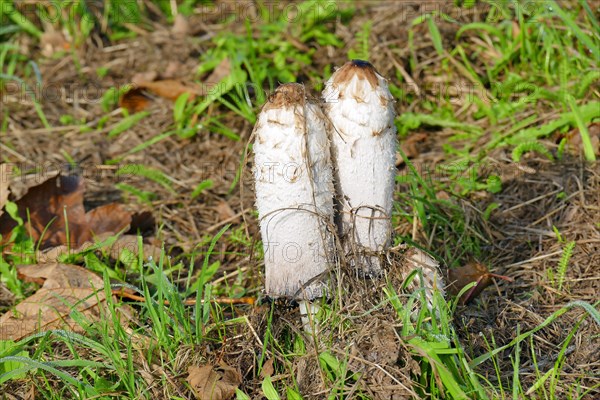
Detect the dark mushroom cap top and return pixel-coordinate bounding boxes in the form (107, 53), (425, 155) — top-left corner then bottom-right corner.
(332, 59), (380, 88)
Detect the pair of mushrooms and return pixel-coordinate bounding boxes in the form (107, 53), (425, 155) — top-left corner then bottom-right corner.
(253, 60), (397, 303)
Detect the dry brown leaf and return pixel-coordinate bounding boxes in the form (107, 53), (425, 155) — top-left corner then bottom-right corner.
(118, 88), (153, 113)
(0, 163), (12, 218)
(0, 263), (106, 341)
(204, 58), (231, 87)
(398, 132), (428, 164)
(215, 201), (237, 222)
(447, 261), (513, 304)
(108, 234), (163, 263)
(36, 241), (97, 264)
(36, 217), (157, 264)
(0, 175), (89, 249)
(0, 175), (135, 250)
(119, 80), (202, 113)
(86, 203), (132, 236)
(260, 358), (274, 379)
(134, 79), (204, 101)
(187, 363), (242, 400)
(120, 58), (231, 113)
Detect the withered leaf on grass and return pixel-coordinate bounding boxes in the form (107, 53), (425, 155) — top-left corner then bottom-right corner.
(260, 358), (274, 379)
(119, 79), (204, 113)
(447, 261), (513, 305)
(187, 363), (242, 400)
(119, 58), (231, 113)
(203, 58), (231, 88)
(37, 233), (162, 267)
(86, 203), (132, 235)
(0, 175), (89, 248)
(118, 88), (152, 113)
(397, 132), (428, 164)
(0, 263), (106, 341)
(0, 175), (133, 250)
(107, 234), (163, 264)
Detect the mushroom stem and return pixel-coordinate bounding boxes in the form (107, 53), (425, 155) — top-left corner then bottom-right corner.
(253, 83), (335, 300)
(299, 300), (321, 334)
(323, 60), (397, 275)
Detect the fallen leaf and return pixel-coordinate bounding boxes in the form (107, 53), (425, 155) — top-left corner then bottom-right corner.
(0, 175), (90, 249)
(119, 80), (202, 113)
(118, 88), (152, 113)
(203, 58), (231, 87)
(36, 242), (94, 264)
(86, 203), (132, 235)
(215, 201), (237, 222)
(0, 164), (12, 217)
(447, 261), (513, 304)
(107, 234), (163, 264)
(133, 79), (204, 101)
(0, 263), (106, 341)
(398, 132), (428, 164)
(187, 363), (242, 400)
(120, 58), (231, 113)
(36, 233), (162, 265)
(0, 174), (136, 250)
(260, 358), (274, 379)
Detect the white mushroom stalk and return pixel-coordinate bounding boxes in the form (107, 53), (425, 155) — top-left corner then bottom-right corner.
(253, 83), (335, 301)
(322, 60), (397, 276)
(403, 248), (445, 313)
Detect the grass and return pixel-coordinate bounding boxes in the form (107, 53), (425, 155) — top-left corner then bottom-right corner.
(1, 0), (599, 398)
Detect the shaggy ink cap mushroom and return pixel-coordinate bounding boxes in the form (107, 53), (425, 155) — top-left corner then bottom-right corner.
(254, 83), (335, 300)
(323, 60), (397, 276)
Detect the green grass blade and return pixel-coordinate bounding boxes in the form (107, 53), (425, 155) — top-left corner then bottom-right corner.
(0, 356), (98, 394)
(261, 376), (281, 400)
(0, 0), (42, 38)
(471, 301), (600, 367)
(566, 95), (597, 161)
(427, 16), (444, 55)
(549, 1), (599, 60)
(108, 111), (150, 137)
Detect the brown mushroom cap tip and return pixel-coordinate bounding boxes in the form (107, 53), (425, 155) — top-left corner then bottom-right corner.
(263, 83), (306, 110)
